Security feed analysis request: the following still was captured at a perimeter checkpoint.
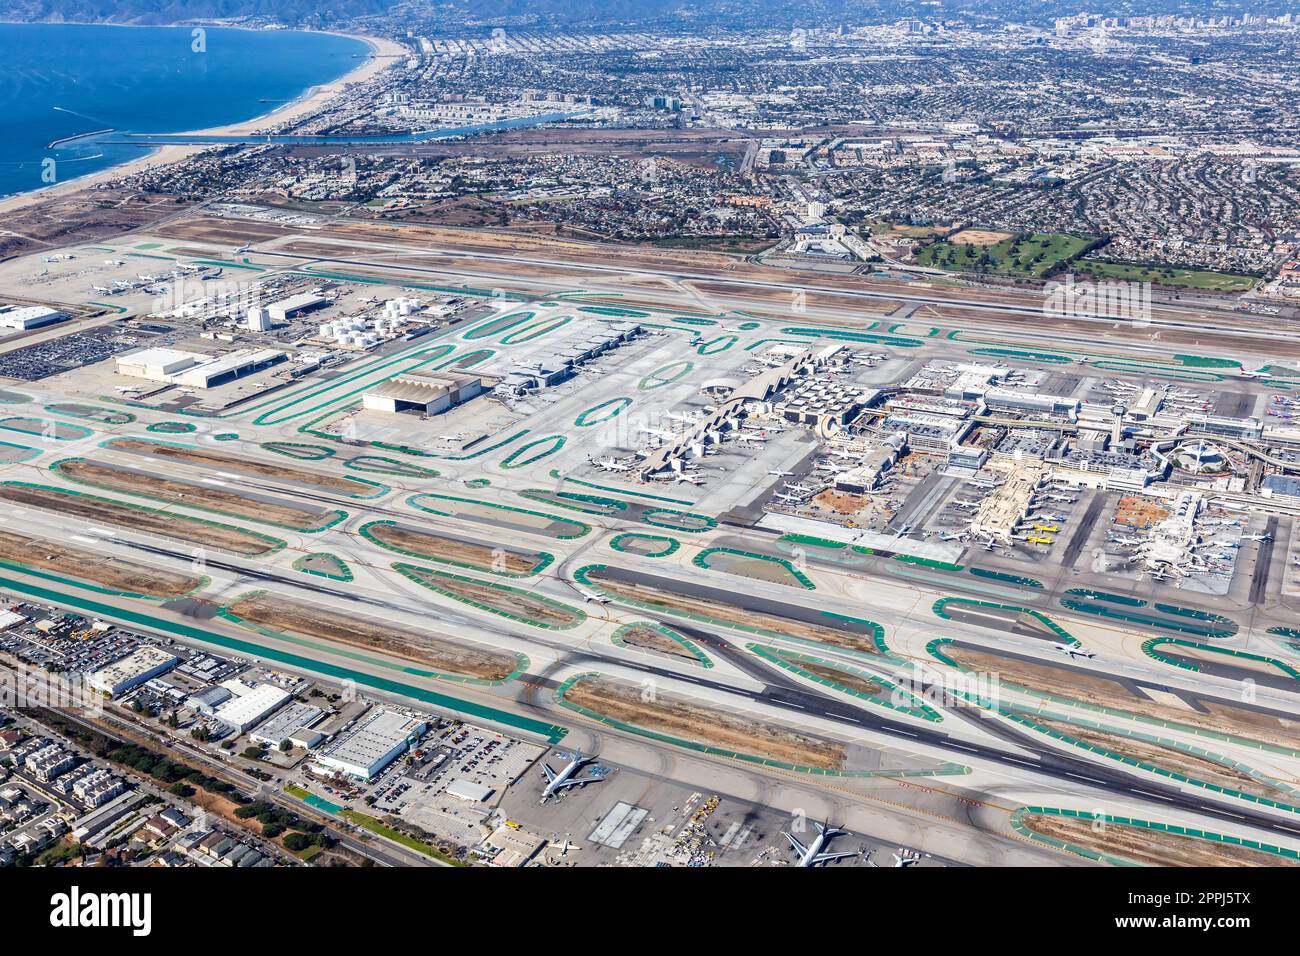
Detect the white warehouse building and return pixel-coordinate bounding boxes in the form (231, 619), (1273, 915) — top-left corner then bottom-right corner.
(312, 708), (427, 780)
(86, 647), (181, 698)
(213, 683), (291, 733)
(116, 346), (285, 389)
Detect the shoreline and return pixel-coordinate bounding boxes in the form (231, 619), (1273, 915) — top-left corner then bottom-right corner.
(0, 25), (406, 217)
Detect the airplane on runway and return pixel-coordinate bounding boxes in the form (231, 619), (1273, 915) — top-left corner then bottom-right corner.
(539, 753), (606, 803)
(1055, 643), (1097, 661)
(767, 469), (794, 477)
(234, 243), (253, 254)
(1241, 532), (1273, 542)
(783, 822), (858, 867)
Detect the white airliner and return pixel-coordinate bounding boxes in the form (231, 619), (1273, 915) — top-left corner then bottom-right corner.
(783, 822), (858, 867)
(539, 753), (606, 803)
(234, 243), (253, 254)
(674, 473), (704, 485)
(592, 457), (632, 472)
(1055, 643), (1097, 661)
(640, 425), (680, 440)
(767, 469), (794, 477)
(773, 492), (804, 504)
(1241, 532), (1273, 542)
(893, 848), (923, 867)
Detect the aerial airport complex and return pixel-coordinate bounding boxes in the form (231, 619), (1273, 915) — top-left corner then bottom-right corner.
(2, 203), (1300, 870)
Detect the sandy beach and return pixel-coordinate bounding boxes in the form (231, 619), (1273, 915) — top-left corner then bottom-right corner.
(0, 29), (407, 217)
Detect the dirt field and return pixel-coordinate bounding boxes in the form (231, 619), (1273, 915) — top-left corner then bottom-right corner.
(1115, 495), (1169, 530)
(0, 483), (279, 557)
(58, 459), (337, 531)
(812, 489), (869, 515)
(945, 643), (1300, 752)
(367, 522), (542, 574)
(947, 229), (1016, 246)
(796, 659), (887, 697)
(0, 189), (185, 260)
(225, 592), (520, 682)
(1020, 813), (1300, 867)
(585, 568), (884, 655)
(564, 674), (845, 769)
(1155, 643), (1291, 680)
(0, 529), (202, 597)
(106, 438), (374, 497)
(1031, 716), (1294, 802)
(616, 624), (697, 661)
(400, 567), (583, 627)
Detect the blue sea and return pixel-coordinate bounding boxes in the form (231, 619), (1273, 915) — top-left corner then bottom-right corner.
(0, 23), (370, 199)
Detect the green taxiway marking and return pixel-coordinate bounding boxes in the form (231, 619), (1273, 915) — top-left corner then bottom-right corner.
(1010, 806), (1300, 866)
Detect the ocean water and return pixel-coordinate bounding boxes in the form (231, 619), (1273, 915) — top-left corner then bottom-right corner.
(0, 23), (370, 199)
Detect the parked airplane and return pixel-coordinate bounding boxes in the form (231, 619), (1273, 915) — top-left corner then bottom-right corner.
(674, 474), (704, 485)
(592, 457), (632, 472)
(774, 492), (804, 504)
(783, 822), (858, 867)
(938, 531), (968, 542)
(893, 848), (923, 868)
(640, 425), (680, 440)
(539, 753), (606, 803)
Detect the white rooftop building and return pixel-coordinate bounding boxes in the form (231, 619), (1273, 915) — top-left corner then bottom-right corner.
(313, 708), (427, 780)
(0, 305), (66, 331)
(116, 347), (285, 389)
(213, 684), (291, 733)
(86, 647), (180, 697)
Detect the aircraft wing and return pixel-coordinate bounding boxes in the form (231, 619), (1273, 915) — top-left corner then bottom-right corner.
(812, 851), (859, 865)
(783, 832), (808, 856)
(541, 763), (557, 782)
